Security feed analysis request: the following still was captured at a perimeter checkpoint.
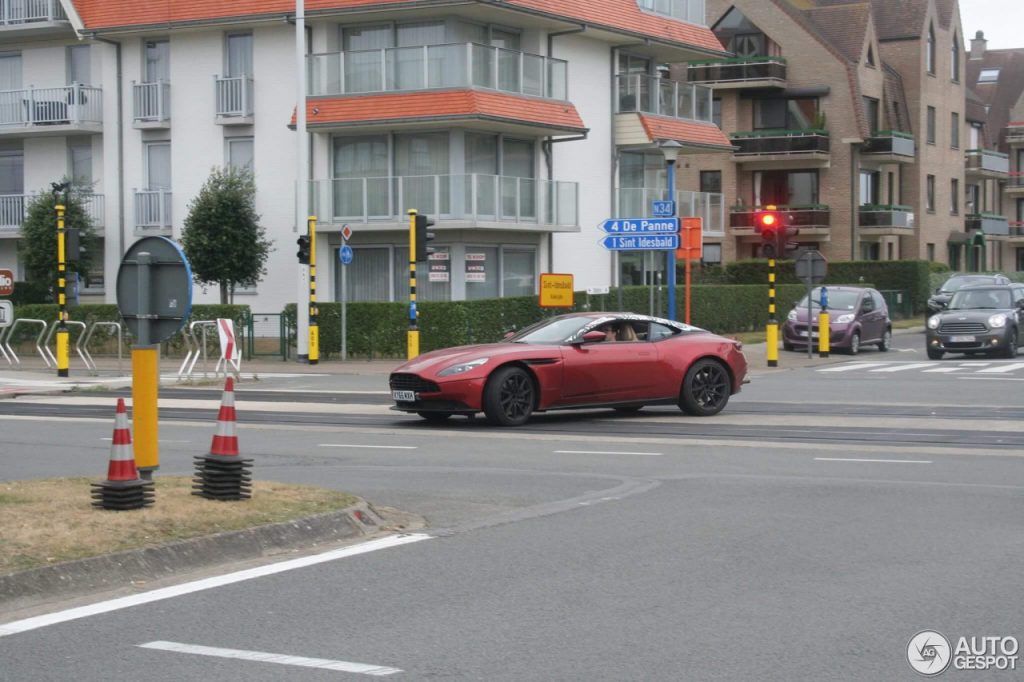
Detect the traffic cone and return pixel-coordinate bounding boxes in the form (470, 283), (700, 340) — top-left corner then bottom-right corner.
(193, 376), (253, 501)
(91, 398), (154, 511)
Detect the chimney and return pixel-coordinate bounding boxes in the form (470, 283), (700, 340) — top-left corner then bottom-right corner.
(970, 30), (987, 60)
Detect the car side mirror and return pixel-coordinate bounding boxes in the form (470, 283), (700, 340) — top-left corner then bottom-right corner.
(574, 330), (607, 345)
(1017, 300), (1024, 310)
(502, 330), (516, 339)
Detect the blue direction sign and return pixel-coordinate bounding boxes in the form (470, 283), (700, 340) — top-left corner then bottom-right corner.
(600, 217), (679, 234)
(601, 234), (679, 251)
(652, 200), (675, 218)
(339, 244), (354, 265)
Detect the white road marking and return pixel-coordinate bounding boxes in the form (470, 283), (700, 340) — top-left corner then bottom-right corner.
(0, 533), (430, 638)
(868, 363), (935, 373)
(138, 641), (401, 676)
(921, 367), (966, 373)
(815, 457), (932, 464)
(959, 377), (1024, 382)
(977, 362), (1024, 373)
(554, 449), (663, 456)
(817, 362), (889, 373)
(319, 443), (416, 450)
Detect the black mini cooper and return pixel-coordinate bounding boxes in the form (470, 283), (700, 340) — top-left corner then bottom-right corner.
(925, 284), (1024, 359)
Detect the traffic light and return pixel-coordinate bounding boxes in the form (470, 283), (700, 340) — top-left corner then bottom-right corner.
(64, 227), (80, 263)
(755, 206), (781, 258)
(779, 220), (801, 258)
(296, 234), (310, 264)
(414, 214), (435, 262)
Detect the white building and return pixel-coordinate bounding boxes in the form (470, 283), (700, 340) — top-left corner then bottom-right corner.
(0, 0), (731, 312)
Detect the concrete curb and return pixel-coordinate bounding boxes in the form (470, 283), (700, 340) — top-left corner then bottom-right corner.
(0, 500), (404, 609)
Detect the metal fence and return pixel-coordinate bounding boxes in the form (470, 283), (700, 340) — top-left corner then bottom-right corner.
(132, 80), (170, 123)
(0, 84), (102, 126)
(878, 289), (913, 319)
(246, 312), (288, 360)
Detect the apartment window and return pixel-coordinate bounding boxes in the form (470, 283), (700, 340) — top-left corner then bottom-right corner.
(978, 68), (999, 84)
(926, 24), (935, 75)
(225, 33), (253, 77)
(0, 144), (24, 196)
(226, 137), (253, 170)
(950, 178), (959, 214)
(863, 97), (880, 133)
(637, 0), (707, 26)
(502, 248), (537, 297)
(712, 98), (721, 128)
(969, 122), (981, 149)
(966, 183), (980, 214)
(393, 245), (449, 301)
(144, 40), (170, 82)
(66, 45), (90, 85)
(859, 170), (880, 205)
(951, 33), (960, 82)
(699, 170), (721, 194)
(887, 171), (897, 205)
(951, 112), (959, 148)
(926, 106), (936, 144)
(926, 175), (935, 212)
(753, 97), (817, 130)
(67, 137), (92, 187)
(927, 243), (935, 261)
(753, 170), (818, 206)
(145, 142), (171, 190)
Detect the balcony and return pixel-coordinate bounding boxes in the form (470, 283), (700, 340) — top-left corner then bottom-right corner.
(616, 74), (713, 122)
(132, 81), (170, 129)
(309, 174), (578, 230)
(730, 205), (831, 236)
(616, 188), (724, 236)
(1009, 172), (1024, 195)
(214, 76), (253, 124)
(964, 148), (1009, 178)
(134, 190), (172, 233)
(731, 130), (830, 168)
(0, 84), (102, 136)
(1006, 122), (1024, 145)
(0, 192), (104, 235)
(308, 43), (567, 101)
(687, 56), (786, 89)
(965, 213), (1009, 236)
(862, 131), (915, 164)
(1008, 221), (1024, 243)
(0, 0), (68, 35)
(858, 205), (914, 234)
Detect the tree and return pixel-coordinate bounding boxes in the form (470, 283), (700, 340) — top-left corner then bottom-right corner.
(17, 183), (97, 300)
(181, 166), (272, 304)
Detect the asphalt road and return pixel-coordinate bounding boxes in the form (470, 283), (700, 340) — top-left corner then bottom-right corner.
(1, 331), (1021, 681)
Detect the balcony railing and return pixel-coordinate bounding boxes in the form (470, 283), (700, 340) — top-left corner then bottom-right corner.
(308, 43), (568, 100)
(965, 148), (1009, 175)
(687, 56), (786, 86)
(0, 192), (104, 231)
(0, 84), (102, 127)
(730, 205), (831, 229)
(1009, 221), (1024, 237)
(965, 213), (1009, 236)
(637, 0), (706, 25)
(616, 188), (724, 236)
(310, 174), (578, 227)
(214, 75), (253, 119)
(863, 131), (915, 159)
(0, 0), (66, 25)
(858, 204), (914, 229)
(1010, 172), (1024, 189)
(1006, 123), (1024, 145)
(731, 130), (830, 156)
(132, 80), (170, 125)
(616, 74), (713, 123)
(134, 190), (172, 232)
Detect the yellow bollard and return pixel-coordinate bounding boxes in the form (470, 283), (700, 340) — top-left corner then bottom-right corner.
(818, 311), (830, 358)
(132, 347), (160, 477)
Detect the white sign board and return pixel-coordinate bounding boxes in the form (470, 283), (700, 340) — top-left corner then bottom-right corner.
(0, 300), (12, 328)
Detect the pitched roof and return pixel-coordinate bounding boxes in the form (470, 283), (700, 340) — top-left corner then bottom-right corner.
(636, 115), (734, 151)
(868, 0), (928, 41)
(964, 47), (1024, 151)
(297, 90), (587, 134)
(804, 4), (870, 63)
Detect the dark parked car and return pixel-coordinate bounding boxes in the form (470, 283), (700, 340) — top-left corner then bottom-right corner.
(782, 286), (891, 354)
(926, 284), (1024, 359)
(926, 273), (1010, 318)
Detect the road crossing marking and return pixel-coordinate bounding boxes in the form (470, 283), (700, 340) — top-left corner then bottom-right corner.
(868, 363), (935, 373)
(921, 367), (966, 373)
(815, 457), (932, 464)
(817, 363), (889, 373)
(138, 641), (402, 677)
(977, 362), (1024, 373)
(554, 449), (663, 456)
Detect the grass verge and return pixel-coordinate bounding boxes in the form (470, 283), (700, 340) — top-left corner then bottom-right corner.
(0, 477), (357, 575)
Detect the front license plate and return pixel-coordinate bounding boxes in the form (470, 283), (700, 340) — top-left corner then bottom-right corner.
(798, 330), (819, 338)
(392, 390), (416, 402)
(949, 335), (975, 343)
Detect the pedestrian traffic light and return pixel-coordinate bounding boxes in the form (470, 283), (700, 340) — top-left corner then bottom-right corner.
(779, 222), (801, 258)
(756, 206), (781, 258)
(296, 234), (311, 264)
(414, 214), (435, 262)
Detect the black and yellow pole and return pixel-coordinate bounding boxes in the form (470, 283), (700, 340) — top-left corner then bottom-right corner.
(407, 209), (419, 359)
(766, 258), (778, 367)
(308, 215), (319, 365)
(55, 202), (69, 377)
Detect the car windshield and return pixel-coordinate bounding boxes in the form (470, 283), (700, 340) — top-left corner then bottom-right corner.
(948, 289), (1012, 310)
(942, 276), (997, 293)
(505, 317), (592, 344)
(794, 288), (861, 311)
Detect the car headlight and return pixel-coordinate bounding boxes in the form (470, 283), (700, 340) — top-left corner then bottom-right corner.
(437, 357), (489, 377)
(927, 315), (941, 329)
(834, 313), (855, 324)
(988, 314), (1007, 329)
(787, 309), (797, 322)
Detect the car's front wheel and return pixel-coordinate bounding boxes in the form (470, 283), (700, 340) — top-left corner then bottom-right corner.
(1003, 329), (1019, 359)
(679, 359), (731, 417)
(482, 366), (535, 426)
(878, 329), (892, 352)
(847, 331), (861, 355)
(927, 347), (944, 360)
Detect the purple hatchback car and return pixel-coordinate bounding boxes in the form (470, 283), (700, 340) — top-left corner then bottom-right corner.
(782, 286), (892, 354)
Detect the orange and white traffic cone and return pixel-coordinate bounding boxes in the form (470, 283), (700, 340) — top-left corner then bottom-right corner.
(91, 398), (154, 510)
(193, 376), (253, 501)
(209, 377), (240, 457)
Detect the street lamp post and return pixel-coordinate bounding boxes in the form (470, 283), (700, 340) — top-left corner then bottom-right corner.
(659, 140), (683, 322)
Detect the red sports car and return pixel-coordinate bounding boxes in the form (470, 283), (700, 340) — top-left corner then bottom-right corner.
(389, 312), (748, 426)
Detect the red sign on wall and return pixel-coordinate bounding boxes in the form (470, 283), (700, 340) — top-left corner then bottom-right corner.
(0, 269), (14, 297)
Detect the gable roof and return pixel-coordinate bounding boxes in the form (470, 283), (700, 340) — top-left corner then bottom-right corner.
(804, 3), (870, 63)
(965, 47), (1024, 151)
(868, 0), (929, 41)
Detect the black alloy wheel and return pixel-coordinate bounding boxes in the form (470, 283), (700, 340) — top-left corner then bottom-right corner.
(679, 358), (731, 417)
(482, 366), (535, 426)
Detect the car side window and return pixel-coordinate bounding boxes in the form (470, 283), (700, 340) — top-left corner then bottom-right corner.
(648, 322), (678, 341)
(872, 291), (886, 311)
(861, 295), (874, 312)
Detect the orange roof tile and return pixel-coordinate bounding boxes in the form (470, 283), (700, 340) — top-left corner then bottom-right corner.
(637, 115), (733, 151)
(296, 90), (587, 133)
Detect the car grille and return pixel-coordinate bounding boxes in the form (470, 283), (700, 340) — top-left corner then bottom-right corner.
(938, 321), (987, 334)
(389, 373), (440, 393)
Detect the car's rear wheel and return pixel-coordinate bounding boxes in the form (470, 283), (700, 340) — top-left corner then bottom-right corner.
(679, 359), (731, 417)
(847, 331), (861, 355)
(878, 329), (892, 352)
(482, 366), (535, 426)
(1003, 330), (1019, 359)
(927, 347), (944, 360)
(417, 411), (452, 423)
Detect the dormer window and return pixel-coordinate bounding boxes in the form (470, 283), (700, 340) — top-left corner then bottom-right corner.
(926, 23), (935, 74)
(978, 68), (1000, 84)
(866, 45), (875, 67)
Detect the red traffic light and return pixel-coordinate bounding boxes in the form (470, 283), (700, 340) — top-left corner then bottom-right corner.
(759, 213), (777, 227)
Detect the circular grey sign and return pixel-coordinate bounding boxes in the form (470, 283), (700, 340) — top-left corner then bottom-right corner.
(116, 236), (193, 345)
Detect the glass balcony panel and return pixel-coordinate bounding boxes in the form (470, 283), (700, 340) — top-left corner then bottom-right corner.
(427, 44), (463, 88)
(473, 174), (498, 219)
(522, 54), (544, 97)
(471, 44), (494, 89)
(659, 79), (676, 117)
(497, 49), (520, 93)
(386, 47), (425, 91)
(548, 60), (567, 99)
(343, 50), (383, 93)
